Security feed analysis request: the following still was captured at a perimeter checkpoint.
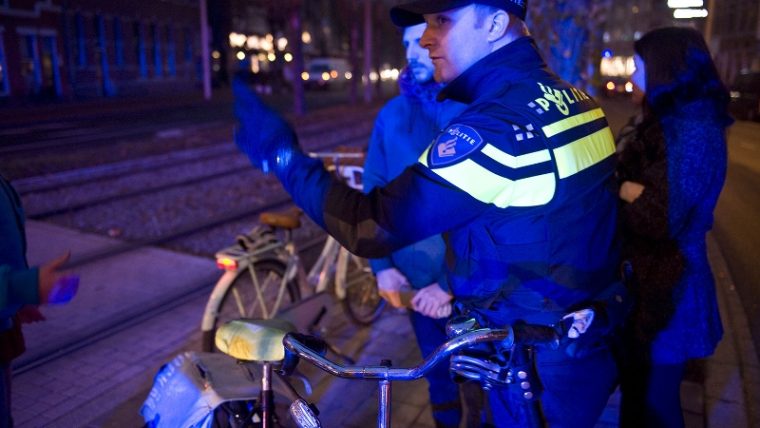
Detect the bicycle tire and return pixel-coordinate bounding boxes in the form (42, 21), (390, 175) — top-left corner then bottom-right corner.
(202, 259), (300, 352)
(340, 255), (386, 326)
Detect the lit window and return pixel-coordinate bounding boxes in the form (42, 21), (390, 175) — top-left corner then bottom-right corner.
(184, 28), (193, 64)
(114, 17), (124, 67)
(151, 23), (162, 76)
(75, 13), (87, 67)
(135, 22), (147, 78)
(0, 33), (9, 95)
(19, 34), (41, 93)
(166, 26), (176, 76)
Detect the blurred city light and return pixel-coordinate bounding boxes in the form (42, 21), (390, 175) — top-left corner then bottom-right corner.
(321, 72), (330, 81)
(600, 56), (635, 77)
(246, 36), (260, 50)
(229, 32), (246, 48)
(211, 50), (221, 59)
(606, 81), (616, 91)
(379, 68), (400, 81)
(345, 72), (353, 80)
(369, 71), (379, 82)
(260, 38), (274, 52)
(673, 8), (708, 18)
(301, 72), (310, 81)
(284, 53), (293, 62)
(667, 0), (704, 7)
(236, 51), (245, 60)
(302, 31), (312, 44)
(625, 82), (634, 93)
(277, 37), (288, 51)
(267, 52), (276, 62)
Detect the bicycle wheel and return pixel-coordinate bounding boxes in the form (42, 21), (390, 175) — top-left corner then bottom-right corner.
(341, 255), (386, 325)
(202, 259), (300, 352)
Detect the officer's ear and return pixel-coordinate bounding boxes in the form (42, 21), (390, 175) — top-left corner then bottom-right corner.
(486, 10), (509, 43)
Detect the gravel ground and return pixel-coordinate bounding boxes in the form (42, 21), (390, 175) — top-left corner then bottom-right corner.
(14, 103), (380, 257)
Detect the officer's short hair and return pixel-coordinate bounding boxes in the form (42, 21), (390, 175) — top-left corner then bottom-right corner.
(474, 4), (529, 38)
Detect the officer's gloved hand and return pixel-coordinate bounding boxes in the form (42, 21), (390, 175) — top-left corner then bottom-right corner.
(233, 77), (300, 174)
(560, 308), (604, 358)
(562, 309), (595, 339)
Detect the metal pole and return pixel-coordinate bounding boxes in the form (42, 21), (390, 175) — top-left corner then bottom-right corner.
(704, 0), (717, 44)
(199, 0), (212, 100)
(378, 379), (391, 428)
(362, 0), (373, 103)
(262, 362), (274, 428)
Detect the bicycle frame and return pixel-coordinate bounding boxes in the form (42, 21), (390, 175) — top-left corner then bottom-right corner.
(305, 235), (364, 301)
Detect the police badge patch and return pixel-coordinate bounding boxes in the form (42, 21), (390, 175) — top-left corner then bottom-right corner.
(429, 124), (485, 167)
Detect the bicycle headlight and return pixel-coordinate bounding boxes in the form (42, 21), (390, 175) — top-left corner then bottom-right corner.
(289, 398), (322, 428)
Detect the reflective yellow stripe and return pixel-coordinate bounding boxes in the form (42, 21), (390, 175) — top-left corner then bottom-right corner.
(542, 108), (606, 138)
(553, 127), (615, 179)
(481, 144), (551, 168)
(428, 159), (555, 208)
(419, 146), (431, 166)
(507, 173), (555, 207)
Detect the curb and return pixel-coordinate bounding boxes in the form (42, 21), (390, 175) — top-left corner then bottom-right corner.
(705, 232), (760, 428)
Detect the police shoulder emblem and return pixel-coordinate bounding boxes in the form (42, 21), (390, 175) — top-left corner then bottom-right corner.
(429, 124), (485, 167)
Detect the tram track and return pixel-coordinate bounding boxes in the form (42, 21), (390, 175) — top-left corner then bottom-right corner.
(9, 101), (381, 376)
(23, 132), (370, 219)
(0, 102), (377, 158)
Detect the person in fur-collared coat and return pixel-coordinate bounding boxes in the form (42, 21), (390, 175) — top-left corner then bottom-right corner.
(616, 27), (733, 428)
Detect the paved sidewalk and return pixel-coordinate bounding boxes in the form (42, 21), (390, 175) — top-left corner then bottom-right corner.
(9, 217), (760, 426)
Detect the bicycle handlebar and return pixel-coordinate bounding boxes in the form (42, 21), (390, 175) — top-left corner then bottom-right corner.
(282, 322), (560, 382)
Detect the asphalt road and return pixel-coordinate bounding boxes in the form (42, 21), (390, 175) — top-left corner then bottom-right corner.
(713, 119), (760, 362)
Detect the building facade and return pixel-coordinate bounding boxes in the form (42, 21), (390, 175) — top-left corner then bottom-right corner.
(0, 0), (201, 103)
(708, 0), (760, 84)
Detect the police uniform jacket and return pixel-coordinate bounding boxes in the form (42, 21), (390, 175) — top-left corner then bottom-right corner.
(278, 37), (621, 327)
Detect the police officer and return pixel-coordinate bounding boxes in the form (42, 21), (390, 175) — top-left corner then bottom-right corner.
(233, 1), (625, 426)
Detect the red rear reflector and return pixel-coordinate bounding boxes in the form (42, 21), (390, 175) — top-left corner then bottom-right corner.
(216, 257), (238, 271)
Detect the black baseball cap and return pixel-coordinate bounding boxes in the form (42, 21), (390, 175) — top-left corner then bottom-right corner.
(390, 0), (528, 27)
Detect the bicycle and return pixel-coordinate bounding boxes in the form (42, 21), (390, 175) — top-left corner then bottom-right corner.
(208, 313), (565, 428)
(200, 150), (386, 352)
(143, 292), (335, 428)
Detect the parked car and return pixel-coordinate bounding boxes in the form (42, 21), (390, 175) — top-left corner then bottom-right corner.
(601, 76), (633, 98)
(729, 71), (760, 121)
(302, 58), (350, 91)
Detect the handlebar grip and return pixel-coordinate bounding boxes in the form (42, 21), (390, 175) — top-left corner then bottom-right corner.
(280, 333), (329, 375)
(511, 321), (561, 350)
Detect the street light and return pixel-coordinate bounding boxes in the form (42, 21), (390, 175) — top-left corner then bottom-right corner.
(673, 8), (708, 19)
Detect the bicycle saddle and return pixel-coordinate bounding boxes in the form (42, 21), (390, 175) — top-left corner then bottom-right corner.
(259, 208), (302, 229)
(215, 318), (297, 362)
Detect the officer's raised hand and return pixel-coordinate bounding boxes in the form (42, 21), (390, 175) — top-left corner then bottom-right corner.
(233, 77), (299, 174)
